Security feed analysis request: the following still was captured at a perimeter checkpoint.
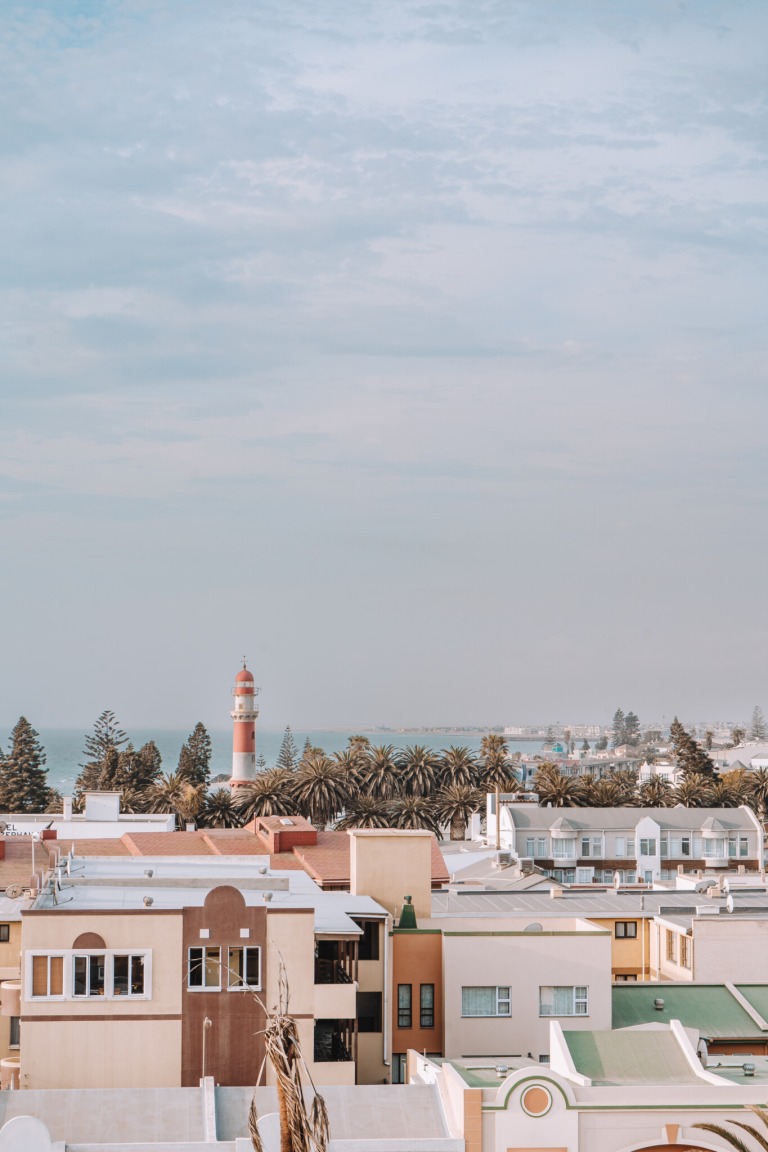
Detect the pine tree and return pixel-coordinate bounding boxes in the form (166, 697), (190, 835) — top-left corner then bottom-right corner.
(0, 717), (53, 812)
(623, 712), (641, 747)
(177, 723), (212, 788)
(256, 753), (267, 772)
(750, 706), (767, 742)
(275, 727), (299, 772)
(611, 709), (625, 747)
(75, 711), (128, 801)
(581, 739), (590, 752)
(669, 715), (715, 778)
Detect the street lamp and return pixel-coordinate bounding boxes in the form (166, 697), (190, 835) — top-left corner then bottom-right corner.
(202, 1017), (212, 1079)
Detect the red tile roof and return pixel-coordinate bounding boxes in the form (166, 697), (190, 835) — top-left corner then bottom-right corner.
(0, 838), (34, 889)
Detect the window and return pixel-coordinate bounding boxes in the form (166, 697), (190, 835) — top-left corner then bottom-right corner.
(188, 946), (222, 990)
(113, 954), (145, 996)
(31, 955), (63, 998)
(73, 954), (105, 997)
(666, 930), (676, 962)
(580, 837), (591, 857)
(539, 986), (588, 1016)
(0, 925), (9, 943)
(615, 837), (625, 857)
(681, 836), (691, 857)
(627, 838), (635, 858)
(398, 984), (412, 1028)
(354, 920), (380, 961)
(553, 839), (576, 859)
(615, 921), (637, 939)
(680, 935), (691, 969)
(227, 946), (261, 990)
(614, 974), (637, 982)
(660, 837), (668, 858)
(639, 838), (656, 856)
(537, 837), (547, 857)
(728, 836), (737, 858)
(741, 836), (749, 858)
(420, 983), (435, 1028)
(461, 986), (511, 1017)
(525, 837), (535, 856)
(9, 1017), (19, 1047)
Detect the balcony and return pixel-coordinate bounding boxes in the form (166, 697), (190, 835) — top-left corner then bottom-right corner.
(314, 1019), (355, 1080)
(314, 979), (357, 1021)
(0, 981), (20, 1018)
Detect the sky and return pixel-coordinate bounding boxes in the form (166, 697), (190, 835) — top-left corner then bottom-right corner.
(1, 1), (767, 732)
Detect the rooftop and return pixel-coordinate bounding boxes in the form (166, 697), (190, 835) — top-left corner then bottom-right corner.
(613, 983), (768, 1039)
(563, 1028), (703, 1086)
(500, 804), (758, 832)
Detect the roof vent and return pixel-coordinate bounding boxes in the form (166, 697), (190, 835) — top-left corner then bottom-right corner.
(496, 1065), (509, 1078)
(263, 891), (273, 903)
(258, 865), (268, 875)
(144, 868), (154, 878)
(654, 998), (665, 1011)
(743, 1062), (756, 1077)
(143, 895), (154, 907)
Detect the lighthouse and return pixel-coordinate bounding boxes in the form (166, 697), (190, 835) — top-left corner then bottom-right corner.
(230, 660), (259, 789)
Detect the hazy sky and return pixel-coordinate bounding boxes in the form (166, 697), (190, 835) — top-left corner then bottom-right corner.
(1, 1), (767, 732)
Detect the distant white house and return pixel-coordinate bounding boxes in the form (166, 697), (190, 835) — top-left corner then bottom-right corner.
(0, 791), (175, 840)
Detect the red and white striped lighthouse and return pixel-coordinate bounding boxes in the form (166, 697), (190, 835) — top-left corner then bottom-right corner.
(230, 660), (259, 789)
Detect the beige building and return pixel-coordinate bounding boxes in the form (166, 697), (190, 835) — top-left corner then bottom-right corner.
(17, 852), (389, 1090)
(652, 905), (768, 982)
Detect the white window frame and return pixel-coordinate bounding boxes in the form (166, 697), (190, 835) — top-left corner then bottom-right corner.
(461, 985), (511, 1017)
(26, 950), (152, 1002)
(227, 945), (262, 991)
(539, 985), (589, 1017)
(639, 838), (656, 856)
(188, 945), (222, 991)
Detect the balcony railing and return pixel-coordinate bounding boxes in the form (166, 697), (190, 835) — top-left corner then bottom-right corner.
(314, 958), (353, 985)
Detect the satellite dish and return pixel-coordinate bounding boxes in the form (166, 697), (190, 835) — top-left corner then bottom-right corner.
(5, 885), (23, 899)
(726, 894), (735, 914)
(0, 821), (8, 833)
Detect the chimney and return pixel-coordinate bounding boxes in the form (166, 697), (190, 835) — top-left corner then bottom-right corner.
(62, 797), (73, 821)
(398, 895), (417, 929)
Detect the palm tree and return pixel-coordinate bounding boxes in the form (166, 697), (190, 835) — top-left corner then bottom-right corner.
(355, 745), (402, 800)
(439, 746), (478, 790)
(334, 796), (393, 830)
(694, 1104), (768, 1152)
(198, 788), (243, 828)
(709, 778), (743, 808)
(146, 772), (205, 829)
(747, 767), (768, 819)
(235, 768), (296, 822)
(399, 745), (442, 798)
(673, 774), (715, 808)
(610, 767), (639, 804)
(533, 763), (585, 807)
(388, 796), (442, 837)
(637, 776), (674, 807)
(436, 784), (484, 841)
(293, 752), (353, 828)
(581, 778), (625, 808)
(479, 735), (518, 793)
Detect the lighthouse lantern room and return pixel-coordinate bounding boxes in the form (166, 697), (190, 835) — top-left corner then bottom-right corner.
(230, 660), (259, 789)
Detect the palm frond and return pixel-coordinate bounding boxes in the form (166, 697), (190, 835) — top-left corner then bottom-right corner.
(693, 1121), (753, 1152)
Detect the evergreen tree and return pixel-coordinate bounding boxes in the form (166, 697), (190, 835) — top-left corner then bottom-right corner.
(750, 706), (767, 742)
(275, 726), (299, 772)
(623, 711), (641, 746)
(177, 723), (212, 788)
(256, 753), (267, 772)
(669, 716), (715, 778)
(75, 711), (128, 801)
(611, 708), (625, 747)
(0, 717), (53, 812)
(595, 734), (608, 751)
(581, 739), (590, 752)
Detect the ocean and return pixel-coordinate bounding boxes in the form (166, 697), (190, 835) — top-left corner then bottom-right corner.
(11, 728), (544, 795)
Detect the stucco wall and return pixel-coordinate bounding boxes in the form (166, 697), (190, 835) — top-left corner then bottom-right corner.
(22, 1018), (182, 1089)
(439, 918), (611, 1060)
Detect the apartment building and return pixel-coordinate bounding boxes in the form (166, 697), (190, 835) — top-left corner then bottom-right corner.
(487, 802), (763, 883)
(16, 853), (389, 1090)
(652, 901), (768, 983)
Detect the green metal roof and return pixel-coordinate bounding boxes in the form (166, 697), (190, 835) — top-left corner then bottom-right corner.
(736, 986), (768, 1024)
(564, 1029), (702, 1086)
(612, 984), (763, 1039)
